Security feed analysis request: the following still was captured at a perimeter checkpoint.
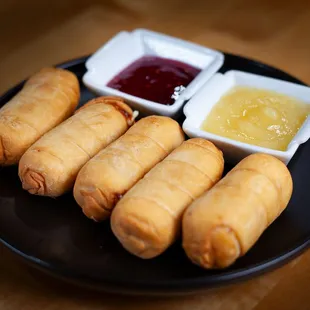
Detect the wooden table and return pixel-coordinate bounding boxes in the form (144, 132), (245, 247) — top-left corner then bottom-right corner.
(1, 0), (310, 309)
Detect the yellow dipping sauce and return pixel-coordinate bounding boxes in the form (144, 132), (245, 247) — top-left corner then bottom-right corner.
(201, 86), (310, 151)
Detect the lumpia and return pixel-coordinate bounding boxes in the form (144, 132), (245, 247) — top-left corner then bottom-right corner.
(73, 116), (185, 221)
(111, 138), (224, 258)
(182, 153), (293, 269)
(0, 67), (80, 165)
(19, 96), (134, 197)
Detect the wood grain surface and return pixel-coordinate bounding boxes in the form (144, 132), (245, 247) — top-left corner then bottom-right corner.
(1, 0), (310, 309)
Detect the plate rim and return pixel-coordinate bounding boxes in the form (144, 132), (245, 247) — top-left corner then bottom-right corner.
(1, 53), (309, 295)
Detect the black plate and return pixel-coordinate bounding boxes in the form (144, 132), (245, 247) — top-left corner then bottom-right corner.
(0, 54), (309, 295)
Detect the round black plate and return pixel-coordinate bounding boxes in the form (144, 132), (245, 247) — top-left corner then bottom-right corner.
(0, 54), (309, 295)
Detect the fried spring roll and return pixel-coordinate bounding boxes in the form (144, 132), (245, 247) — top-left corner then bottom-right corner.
(73, 116), (185, 221)
(18, 97), (134, 197)
(0, 67), (80, 165)
(182, 153), (293, 269)
(111, 138), (224, 259)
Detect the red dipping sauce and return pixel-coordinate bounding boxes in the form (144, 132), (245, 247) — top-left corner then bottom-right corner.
(107, 56), (201, 105)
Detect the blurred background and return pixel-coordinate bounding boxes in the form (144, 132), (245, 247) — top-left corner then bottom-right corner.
(1, 0), (310, 94)
(1, 1), (310, 309)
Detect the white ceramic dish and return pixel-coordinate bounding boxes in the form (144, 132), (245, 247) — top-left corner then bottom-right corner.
(183, 70), (310, 164)
(83, 29), (224, 118)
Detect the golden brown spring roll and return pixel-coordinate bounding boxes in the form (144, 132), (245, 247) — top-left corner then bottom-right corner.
(182, 153), (293, 269)
(111, 138), (224, 259)
(18, 96), (134, 197)
(73, 116), (185, 221)
(0, 67), (80, 165)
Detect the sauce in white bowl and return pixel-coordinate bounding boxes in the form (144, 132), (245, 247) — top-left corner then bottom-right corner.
(83, 29), (224, 118)
(183, 70), (310, 164)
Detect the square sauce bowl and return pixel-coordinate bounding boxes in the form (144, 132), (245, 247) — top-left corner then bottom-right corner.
(83, 29), (224, 118)
(183, 70), (310, 164)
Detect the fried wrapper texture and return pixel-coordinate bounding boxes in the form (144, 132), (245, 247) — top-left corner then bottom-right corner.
(73, 115), (185, 221)
(111, 138), (224, 258)
(182, 153), (293, 269)
(19, 96), (134, 197)
(0, 67), (80, 165)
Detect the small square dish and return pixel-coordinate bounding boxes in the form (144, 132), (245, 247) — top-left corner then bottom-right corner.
(83, 28), (224, 118)
(183, 70), (310, 164)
